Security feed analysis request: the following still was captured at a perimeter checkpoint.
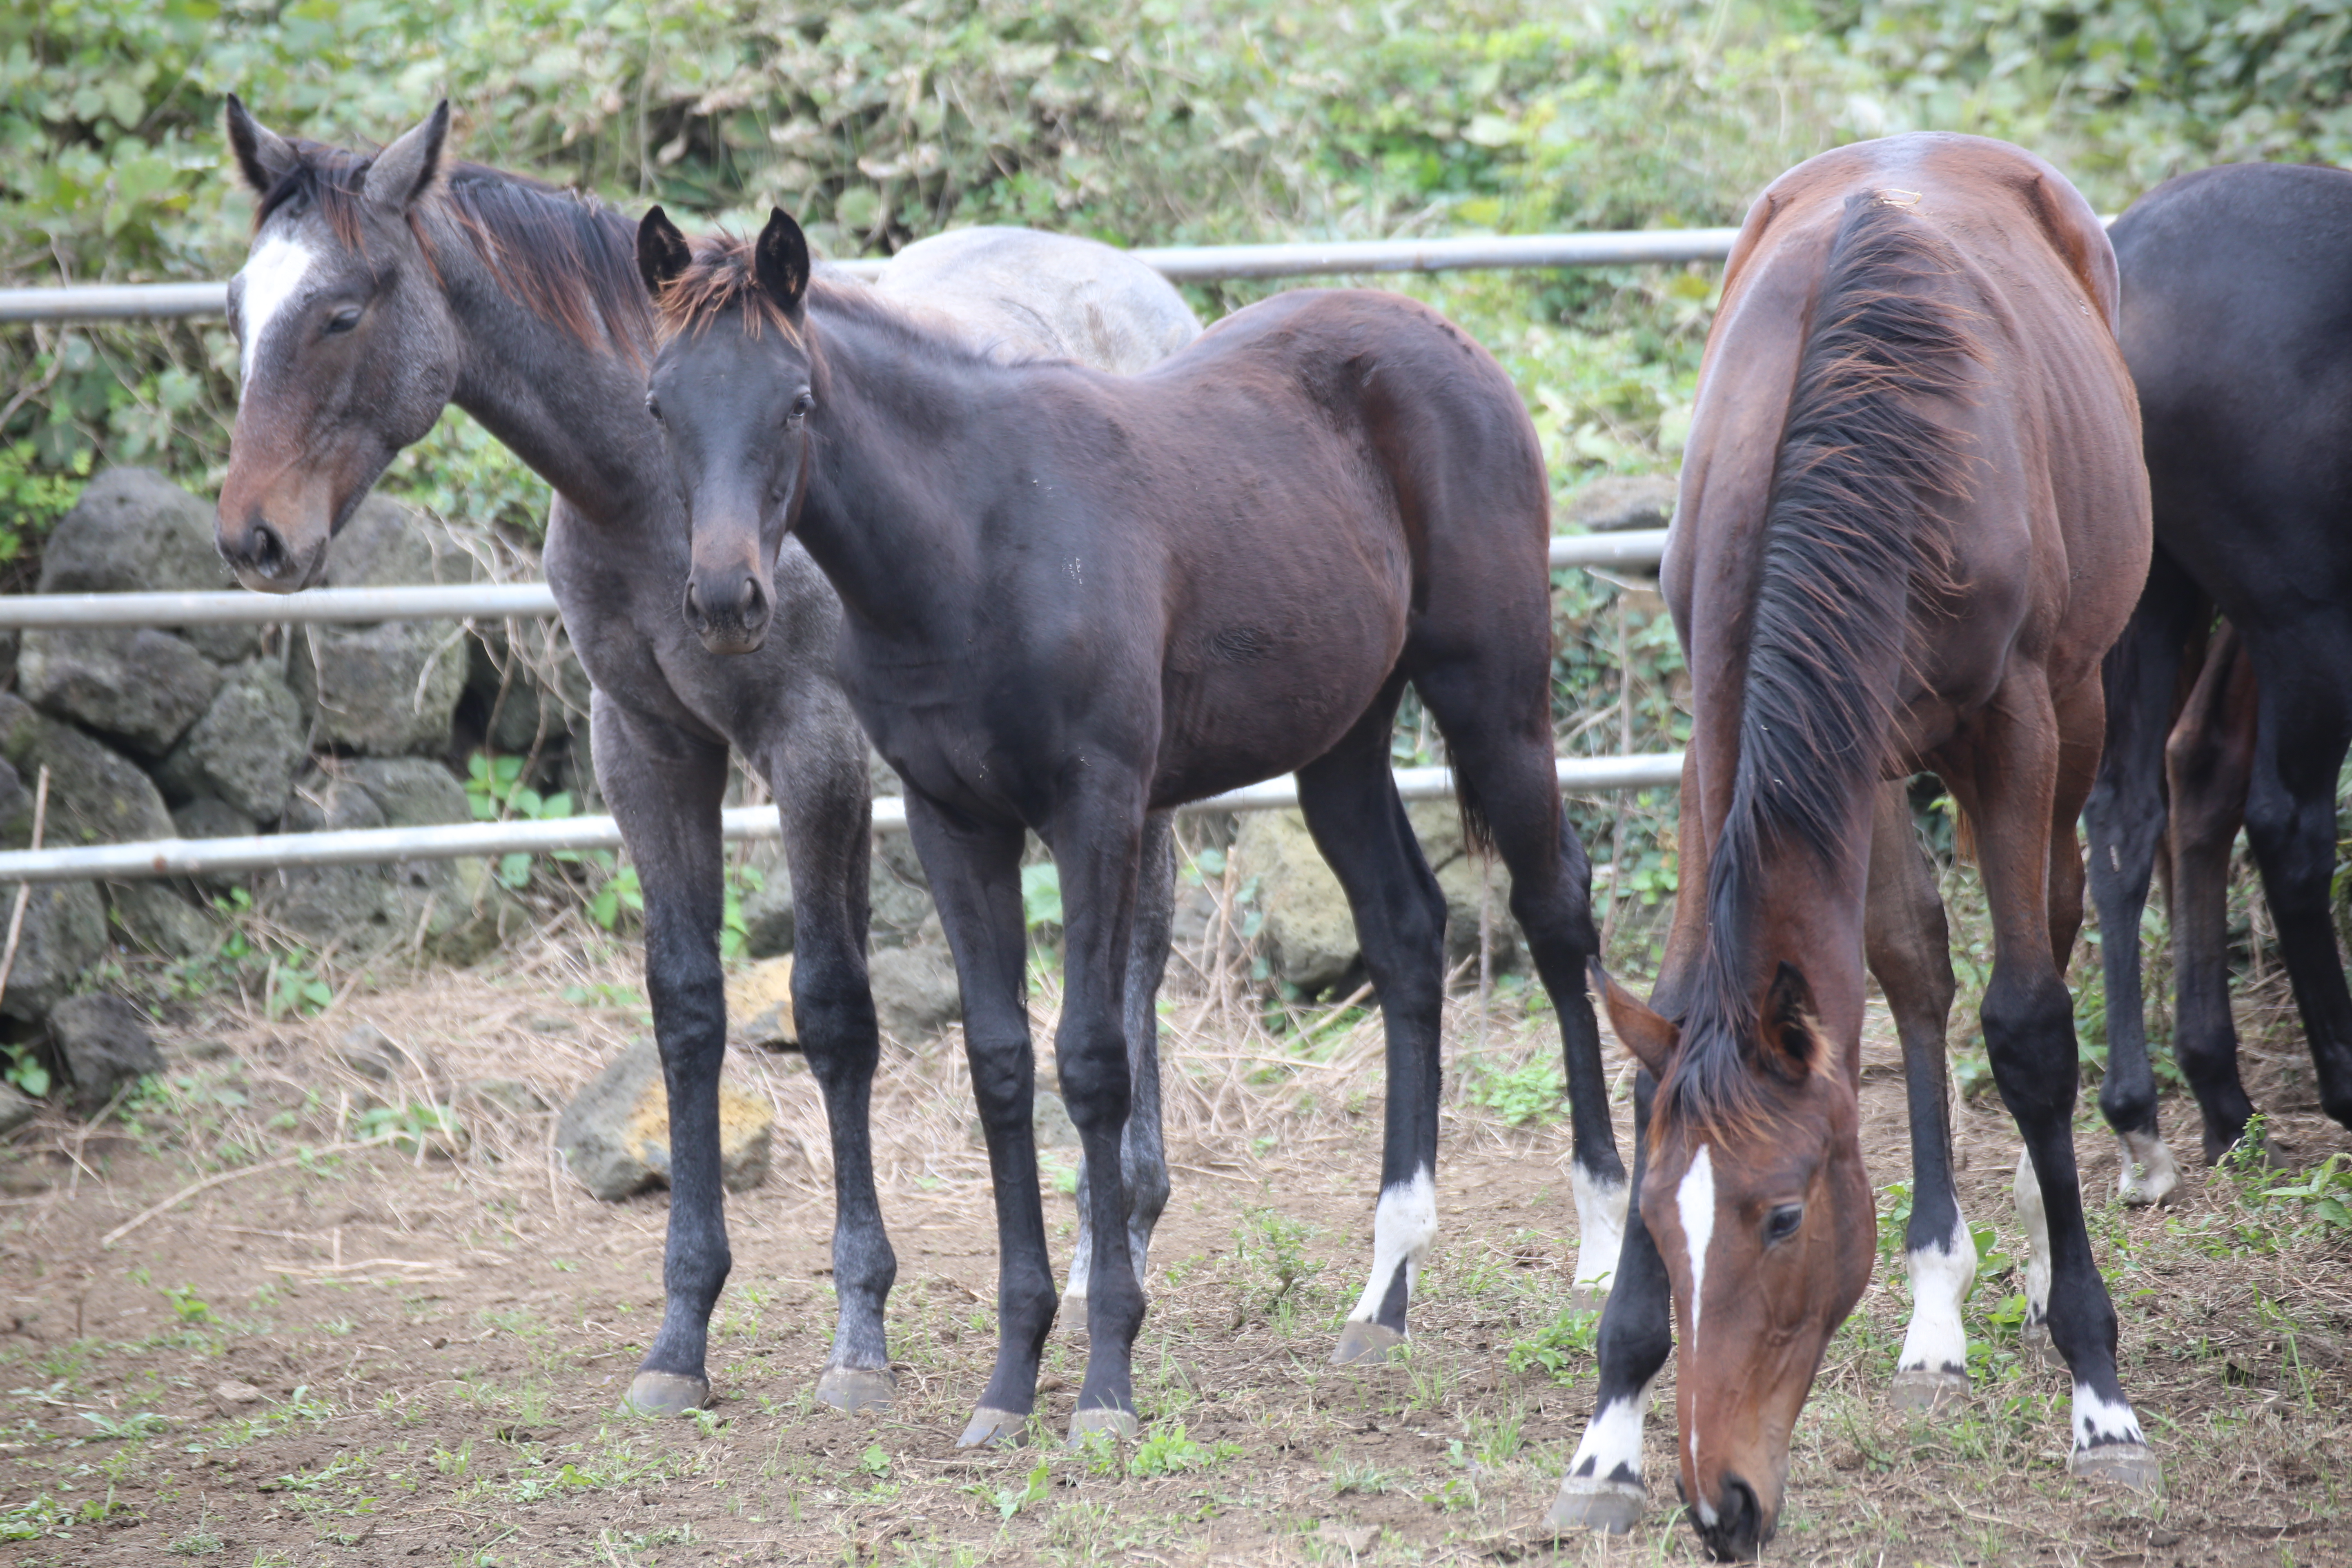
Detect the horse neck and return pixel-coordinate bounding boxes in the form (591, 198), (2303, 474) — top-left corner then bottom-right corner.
(434, 238), (668, 528)
(788, 305), (992, 644)
(1696, 779), (1877, 1060)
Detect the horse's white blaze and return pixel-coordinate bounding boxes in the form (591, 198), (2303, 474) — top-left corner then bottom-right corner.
(1675, 1144), (1716, 1484)
(2071, 1383), (2146, 1450)
(236, 232), (317, 386)
(1348, 1166), (1436, 1323)
(1566, 1371), (1657, 1482)
(1571, 1164), (1628, 1295)
(1896, 1209), (1976, 1374)
(2012, 1148), (2053, 1322)
(2115, 1128), (2180, 1206)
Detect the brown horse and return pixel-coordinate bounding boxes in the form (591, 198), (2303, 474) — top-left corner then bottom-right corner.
(1549, 133), (2155, 1558)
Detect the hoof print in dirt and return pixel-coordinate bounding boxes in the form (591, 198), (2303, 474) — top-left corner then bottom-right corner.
(49, 994), (162, 1115)
(814, 1365), (895, 1413)
(554, 1037), (773, 1200)
(623, 1371), (712, 1417)
(1329, 1320), (1405, 1365)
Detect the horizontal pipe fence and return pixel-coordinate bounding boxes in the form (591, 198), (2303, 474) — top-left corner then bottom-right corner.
(0, 229), (1744, 324)
(0, 227), (1688, 884)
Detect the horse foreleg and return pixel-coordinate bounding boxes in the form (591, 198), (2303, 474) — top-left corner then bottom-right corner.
(1862, 782), (1974, 1412)
(762, 712), (895, 1412)
(595, 695), (734, 1418)
(2082, 557), (2202, 1205)
(1046, 787), (1151, 1441)
(1064, 810), (1174, 1323)
(905, 796), (1049, 1448)
(1549, 1069), (1672, 1532)
(2164, 622), (2258, 1164)
(1949, 675), (2159, 1492)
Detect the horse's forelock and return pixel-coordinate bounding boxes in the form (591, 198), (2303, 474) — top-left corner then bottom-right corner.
(653, 237), (802, 347)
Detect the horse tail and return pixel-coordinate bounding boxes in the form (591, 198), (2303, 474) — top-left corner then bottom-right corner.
(1669, 192), (1982, 1131)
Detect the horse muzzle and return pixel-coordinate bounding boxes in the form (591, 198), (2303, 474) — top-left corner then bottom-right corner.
(684, 567), (772, 655)
(1687, 1472), (1773, 1562)
(216, 508), (327, 593)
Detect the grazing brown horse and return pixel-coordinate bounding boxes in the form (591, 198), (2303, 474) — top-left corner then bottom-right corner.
(1549, 133), (2155, 1558)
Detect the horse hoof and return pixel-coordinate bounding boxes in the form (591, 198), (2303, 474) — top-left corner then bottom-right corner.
(1330, 1321), (1405, 1365)
(1546, 1477), (1646, 1534)
(957, 1407), (1029, 1448)
(2116, 1135), (2181, 1207)
(1889, 1369), (1969, 1414)
(623, 1372), (711, 1417)
(815, 1365), (895, 1414)
(1066, 1406), (1139, 1444)
(2070, 1441), (2161, 1494)
(2020, 1321), (2067, 1370)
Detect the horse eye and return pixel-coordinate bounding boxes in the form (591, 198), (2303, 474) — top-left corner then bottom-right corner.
(323, 305), (362, 336)
(644, 392), (663, 422)
(1764, 1203), (1804, 1245)
(788, 391), (814, 422)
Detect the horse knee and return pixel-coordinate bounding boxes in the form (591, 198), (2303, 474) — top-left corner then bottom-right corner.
(1980, 969), (2075, 1107)
(1056, 1033), (1134, 1138)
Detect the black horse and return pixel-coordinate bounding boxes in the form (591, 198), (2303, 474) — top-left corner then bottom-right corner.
(636, 207), (1628, 1444)
(2085, 161), (2352, 1192)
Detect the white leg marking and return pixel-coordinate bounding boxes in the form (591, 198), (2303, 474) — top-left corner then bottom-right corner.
(2071, 1383), (2147, 1450)
(2115, 1129), (2180, 1207)
(1675, 1144), (1716, 1487)
(1567, 1372), (1658, 1483)
(2012, 1148), (2053, 1325)
(1347, 1167), (1437, 1323)
(1896, 1209), (1976, 1375)
(1571, 1164), (1629, 1296)
(1062, 1219), (1094, 1305)
(235, 231), (317, 386)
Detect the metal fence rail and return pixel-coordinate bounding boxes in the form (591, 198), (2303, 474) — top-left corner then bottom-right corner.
(0, 531), (1668, 629)
(0, 229), (1744, 325)
(0, 754), (1682, 884)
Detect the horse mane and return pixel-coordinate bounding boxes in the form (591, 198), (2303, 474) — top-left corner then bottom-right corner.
(1661, 192), (1980, 1138)
(253, 140), (651, 359)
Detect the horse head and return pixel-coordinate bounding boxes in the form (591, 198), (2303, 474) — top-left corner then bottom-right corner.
(1597, 960), (1874, 1561)
(637, 206), (815, 656)
(215, 98), (463, 591)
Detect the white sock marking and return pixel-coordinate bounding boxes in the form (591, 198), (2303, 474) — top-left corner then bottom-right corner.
(236, 231), (318, 386)
(2012, 1148), (2053, 1325)
(1566, 1372), (1657, 1484)
(1348, 1167), (1437, 1323)
(1897, 1207), (1976, 1376)
(2071, 1382), (2146, 1450)
(2115, 1129), (2179, 1206)
(1062, 1219), (1094, 1305)
(1675, 1144), (1716, 1485)
(1571, 1164), (1629, 1295)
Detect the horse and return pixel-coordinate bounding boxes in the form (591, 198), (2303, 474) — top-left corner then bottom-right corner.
(1544, 133), (2156, 1559)
(209, 98), (1201, 1420)
(635, 205), (1633, 1444)
(2083, 160), (2352, 1196)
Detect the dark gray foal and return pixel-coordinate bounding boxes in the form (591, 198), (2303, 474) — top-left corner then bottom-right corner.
(209, 99), (1196, 1418)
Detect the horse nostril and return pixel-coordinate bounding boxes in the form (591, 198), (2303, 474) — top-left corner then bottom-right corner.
(739, 573), (766, 624)
(248, 519), (288, 575)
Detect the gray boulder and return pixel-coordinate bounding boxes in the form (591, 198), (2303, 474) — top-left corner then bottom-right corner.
(106, 882), (215, 959)
(0, 882), (105, 1024)
(286, 497), (474, 756)
(0, 1082), (38, 1135)
(49, 994), (163, 1114)
(869, 833), (938, 949)
(554, 1038), (773, 1200)
(38, 468), (258, 662)
(172, 797), (261, 896)
(156, 661), (305, 819)
(1563, 473), (1677, 535)
(742, 872), (795, 958)
(869, 942), (961, 1040)
(17, 627), (223, 758)
(344, 757), (470, 827)
(0, 695), (174, 848)
(266, 761), (512, 962)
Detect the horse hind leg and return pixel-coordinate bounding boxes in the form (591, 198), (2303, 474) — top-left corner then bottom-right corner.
(1062, 810), (1175, 1324)
(1864, 782), (1975, 1413)
(1293, 684), (1448, 1364)
(2165, 624), (2260, 1165)
(1406, 658), (1626, 1303)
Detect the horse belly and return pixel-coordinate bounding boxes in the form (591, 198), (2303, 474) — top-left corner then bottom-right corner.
(1153, 609), (1405, 806)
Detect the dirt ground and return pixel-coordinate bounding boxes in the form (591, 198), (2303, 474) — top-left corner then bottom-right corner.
(5, 942), (2352, 1567)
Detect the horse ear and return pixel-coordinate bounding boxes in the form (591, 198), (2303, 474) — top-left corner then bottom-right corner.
(1758, 962), (1824, 1080)
(225, 95), (297, 196)
(1591, 959), (1677, 1079)
(755, 207), (811, 317)
(636, 207), (693, 299)
(362, 100), (451, 214)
